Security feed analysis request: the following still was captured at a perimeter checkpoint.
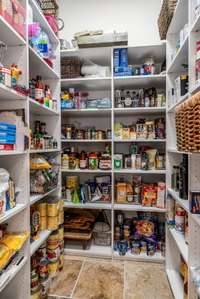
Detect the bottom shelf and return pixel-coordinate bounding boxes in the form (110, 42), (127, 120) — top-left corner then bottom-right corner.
(114, 250), (164, 263)
(0, 256), (27, 293)
(64, 242), (112, 258)
(166, 269), (184, 299)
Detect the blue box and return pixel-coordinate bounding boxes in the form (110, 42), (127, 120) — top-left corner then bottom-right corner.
(0, 122), (16, 131)
(120, 48), (128, 67)
(113, 49), (120, 68)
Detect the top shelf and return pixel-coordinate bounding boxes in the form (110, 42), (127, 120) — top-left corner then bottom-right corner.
(29, 0), (59, 45)
(0, 16), (26, 47)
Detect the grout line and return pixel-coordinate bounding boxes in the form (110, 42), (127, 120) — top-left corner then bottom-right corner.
(70, 258), (86, 298)
(48, 295), (70, 299)
(123, 261), (126, 299)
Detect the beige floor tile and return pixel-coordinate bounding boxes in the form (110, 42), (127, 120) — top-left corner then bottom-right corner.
(49, 259), (83, 297)
(73, 260), (124, 299)
(124, 261), (173, 299)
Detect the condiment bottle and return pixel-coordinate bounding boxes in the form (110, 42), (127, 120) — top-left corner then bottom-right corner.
(79, 151), (87, 169)
(35, 75), (44, 104)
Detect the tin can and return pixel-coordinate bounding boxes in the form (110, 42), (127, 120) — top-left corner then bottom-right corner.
(37, 202), (47, 217)
(48, 261), (58, 278)
(47, 198), (59, 217)
(39, 216), (47, 231)
(47, 216), (59, 230)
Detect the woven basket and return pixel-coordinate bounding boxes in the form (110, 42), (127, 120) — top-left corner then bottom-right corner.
(38, 0), (58, 17)
(175, 92), (200, 152)
(158, 0), (177, 40)
(61, 57), (82, 79)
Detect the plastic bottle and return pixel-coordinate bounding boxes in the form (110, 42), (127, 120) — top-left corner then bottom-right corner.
(37, 30), (49, 58)
(35, 76), (44, 104)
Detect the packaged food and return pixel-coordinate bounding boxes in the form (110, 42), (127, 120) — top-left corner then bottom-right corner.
(146, 149), (157, 170)
(156, 182), (166, 209)
(30, 156), (51, 170)
(116, 183), (127, 203)
(47, 198), (59, 217)
(126, 183), (133, 202)
(136, 220), (154, 237)
(175, 207), (185, 233)
(114, 154), (123, 169)
(142, 184), (157, 207)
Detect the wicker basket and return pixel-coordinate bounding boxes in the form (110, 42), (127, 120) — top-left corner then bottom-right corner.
(61, 57), (82, 79)
(93, 222), (111, 246)
(175, 92), (200, 152)
(158, 0), (177, 40)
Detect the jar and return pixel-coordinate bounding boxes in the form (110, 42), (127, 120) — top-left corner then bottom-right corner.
(175, 207), (185, 233)
(91, 128), (97, 140)
(123, 126), (130, 140)
(156, 154), (165, 169)
(79, 151), (87, 169)
(147, 243), (156, 256)
(76, 129), (84, 140)
(107, 129), (112, 140)
(99, 154), (111, 170)
(62, 153), (69, 169)
(135, 154), (141, 169)
(124, 155), (132, 168)
(84, 129), (91, 140)
(69, 152), (77, 169)
(89, 153), (98, 170)
(65, 125), (72, 140)
(47, 199), (59, 217)
(96, 130), (104, 140)
(131, 242), (140, 255)
(140, 241), (147, 253)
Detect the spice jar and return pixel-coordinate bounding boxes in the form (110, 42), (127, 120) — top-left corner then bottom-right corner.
(89, 153), (98, 170)
(65, 124), (72, 140)
(96, 130), (104, 140)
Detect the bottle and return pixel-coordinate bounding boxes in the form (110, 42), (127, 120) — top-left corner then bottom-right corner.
(35, 76), (44, 104)
(79, 151), (87, 169)
(124, 91), (132, 107)
(130, 144), (137, 169)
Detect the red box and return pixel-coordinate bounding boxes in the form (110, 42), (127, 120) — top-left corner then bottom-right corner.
(0, 0), (13, 25)
(0, 144), (15, 151)
(12, 0), (26, 38)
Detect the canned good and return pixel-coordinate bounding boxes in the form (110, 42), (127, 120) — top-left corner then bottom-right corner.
(47, 216), (59, 230)
(47, 198), (59, 217)
(58, 225), (64, 240)
(39, 216), (47, 231)
(140, 241), (147, 253)
(38, 258), (49, 280)
(59, 253), (64, 270)
(37, 243), (46, 259)
(37, 202), (47, 217)
(59, 210), (64, 225)
(48, 261), (58, 278)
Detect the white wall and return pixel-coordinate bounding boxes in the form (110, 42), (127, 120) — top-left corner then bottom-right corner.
(58, 0), (163, 46)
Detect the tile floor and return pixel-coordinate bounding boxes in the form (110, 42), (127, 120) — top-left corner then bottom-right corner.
(48, 256), (173, 299)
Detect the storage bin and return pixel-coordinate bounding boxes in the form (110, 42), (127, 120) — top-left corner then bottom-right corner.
(157, 0), (177, 40)
(93, 222), (111, 246)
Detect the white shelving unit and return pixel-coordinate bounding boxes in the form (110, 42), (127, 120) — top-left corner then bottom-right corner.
(61, 43), (166, 263)
(0, 1), (60, 298)
(166, 1), (200, 298)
